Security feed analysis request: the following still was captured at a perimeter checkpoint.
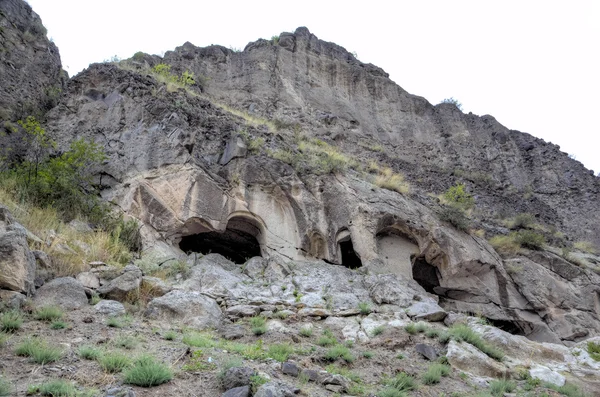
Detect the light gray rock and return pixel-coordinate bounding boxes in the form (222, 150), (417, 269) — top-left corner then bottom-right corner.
(529, 365), (565, 387)
(141, 276), (172, 297)
(104, 387), (135, 397)
(226, 305), (260, 318)
(446, 340), (508, 379)
(243, 257), (266, 279)
(77, 272), (100, 289)
(222, 386), (250, 397)
(253, 382), (297, 397)
(95, 300), (126, 316)
(33, 277), (88, 310)
(32, 250), (52, 268)
(97, 265), (142, 301)
(0, 206), (36, 294)
(281, 361), (300, 377)
(406, 301), (447, 322)
(145, 290), (222, 329)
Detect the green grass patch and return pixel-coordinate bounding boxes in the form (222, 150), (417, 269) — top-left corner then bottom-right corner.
(324, 345), (354, 363)
(182, 331), (217, 348)
(250, 374), (269, 394)
(448, 324), (504, 361)
(0, 332), (8, 347)
(587, 341), (600, 361)
(325, 364), (362, 383)
(267, 343), (294, 362)
(358, 302), (371, 315)
(34, 305), (64, 322)
(50, 320), (68, 330)
(124, 355), (173, 387)
(37, 380), (76, 396)
(106, 314), (132, 328)
(489, 379), (516, 396)
(299, 326), (312, 337)
(15, 338), (62, 364)
(422, 363), (450, 385)
(544, 382), (587, 397)
(181, 349), (217, 372)
(0, 375), (12, 397)
(78, 345), (102, 360)
(163, 330), (177, 341)
(249, 316), (267, 335)
(114, 335), (138, 350)
(98, 351), (131, 373)
(0, 310), (23, 332)
(371, 326), (385, 336)
(425, 328), (441, 338)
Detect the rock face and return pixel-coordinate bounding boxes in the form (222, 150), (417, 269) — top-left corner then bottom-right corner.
(0, 0), (64, 122)
(0, 6), (598, 345)
(0, 206), (36, 295)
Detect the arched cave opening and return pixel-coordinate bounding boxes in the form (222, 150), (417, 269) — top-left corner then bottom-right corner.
(486, 318), (525, 335)
(338, 236), (362, 269)
(178, 217), (262, 264)
(412, 256), (440, 294)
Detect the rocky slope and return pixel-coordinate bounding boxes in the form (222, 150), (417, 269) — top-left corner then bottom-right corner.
(1, 0), (600, 396)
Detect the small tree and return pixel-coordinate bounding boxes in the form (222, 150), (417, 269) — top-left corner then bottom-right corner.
(443, 183), (474, 209)
(440, 97), (463, 111)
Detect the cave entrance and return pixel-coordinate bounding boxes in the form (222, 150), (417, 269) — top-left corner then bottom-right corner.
(338, 236), (362, 269)
(412, 256), (440, 293)
(178, 216), (262, 264)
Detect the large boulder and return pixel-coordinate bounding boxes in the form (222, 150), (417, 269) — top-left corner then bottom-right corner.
(33, 277), (88, 310)
(97, 265), (142, 301)
(0, 206), (36, 295)
(145, 290), (222, 329)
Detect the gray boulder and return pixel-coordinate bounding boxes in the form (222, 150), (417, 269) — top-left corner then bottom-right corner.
(145, 290), (222, 329)
(33, 277), (88, 310)
(222, 386), (250, 397)
(406, 302), (447, 322)
(253, 382), (297, 397)
(95, 300), (126, 316)
(0, 206), (36, 295)
(97, 265), (142, 301)
(221, 366), (255, 390)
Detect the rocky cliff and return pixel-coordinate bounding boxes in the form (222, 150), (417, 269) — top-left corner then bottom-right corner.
(2, 2), (600, 395)
(0, 0), (65, 122)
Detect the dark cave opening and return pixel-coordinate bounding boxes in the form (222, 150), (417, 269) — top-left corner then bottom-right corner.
(412, 256), (440, 294)
(338, 237), (362, 269)
(178, 217), (262, 264)
(486, 318), (525, 335)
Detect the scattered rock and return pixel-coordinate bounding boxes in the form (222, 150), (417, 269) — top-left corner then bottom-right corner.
(219, 324), (246, 340)
(320, 373), (350, 391)
(141, 276), (171, 297)
(77, 272), (100, 289)
(33, 277), (88, 310)
(97, 265), (142, 301)
(95, 300), (126, 316)
(145, 290), (223, 329)
(0, 289), (26, 309)
(529, 365), (566, 387)
(297, 308), (331, 318)
(0, 207), (36, 294)
(32, 250), (52, 268)
(226, 305), (261, 318)
(281, 361), (300, 377)
(104, 387), (135, 397)
(222, 386), (250, 397)
(415, 343), (438, 361)
(406, 302), (447, 322)
(253, 382), (298, 397)
(446, 340), (509, 379)
(299, 369), (320, 383)
(222, 366), (255, 390)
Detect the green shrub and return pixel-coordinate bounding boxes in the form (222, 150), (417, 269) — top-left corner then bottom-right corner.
(544, 382), (586, 397)
(324, 345), (354, 363)
(78, 345), (102, 360)
(362, 351), (374, 359)
(510, 213), (535, 229)
(106, 314), (132, 328)
(250, 374), (269, 394)
(378, 388), (408, 397)
(358, 302), (371, 315)
(35, 305), (63, 322)
(489, 234), (521, 255)
(299, 326), (313, 337)
(0, 310), (23, 332)
(37, 380), (76, 396)
(98, 351), (131, 373)
(114, 335), (138, 350)
(374, 168), (410, 195)
(439, 205), (470, 231)
(50, 320), (68, 329)
(425, 328), (441, 338)
(574, 241), (597, 254)
(440, 97), (463, 110)
(123, 355), (173, 387)
(371, 326), (385, 336)
(249, 316), (267, 335)
(317, 334), (337, 347)
(0, 332), (9, 347)
(422, 363), (450, 385)
(267, 343), (294, 362)
(384, 371), (416, 392)
(443, 183), (474, 209)
(404, 323), (418, 335)
(514, 230), (545, 250)
(15, 338), (62, 364)
(0, 375), (12, 397)
(587, 341), (600, 361)
(489, 379), (516, 396)
(181, 349), (217, 372)
(163, 330), (177, 341)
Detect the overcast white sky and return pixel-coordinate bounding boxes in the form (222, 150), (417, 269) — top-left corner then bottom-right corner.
(27, 0), (600, 174)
